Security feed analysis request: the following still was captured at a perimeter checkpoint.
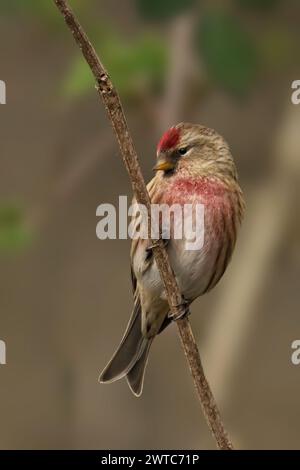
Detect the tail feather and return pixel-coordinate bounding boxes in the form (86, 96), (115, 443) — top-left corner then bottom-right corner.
(99, 299), (150, 386)
(126, 340), (152, 397)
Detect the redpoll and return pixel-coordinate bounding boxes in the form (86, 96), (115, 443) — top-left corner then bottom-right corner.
(100, 122), (244, 396)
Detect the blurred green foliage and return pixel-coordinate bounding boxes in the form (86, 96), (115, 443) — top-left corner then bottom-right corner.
(259, 27), (294, 70)
(0, 0), (291, 99)
(0, 0), (85, 28)
(236, 0), (281, 10)
(136, 0), (196, 21)
(0, 205), (31, 253)
(199, 11), (258, 94)
(63, 32), (167, 99)
(1, 0), (55, 15)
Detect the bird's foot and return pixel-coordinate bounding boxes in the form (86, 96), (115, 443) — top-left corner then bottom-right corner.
(146, 237), (169, 251)
(145, 238), (169, 261)
(168, 297), (190, 321)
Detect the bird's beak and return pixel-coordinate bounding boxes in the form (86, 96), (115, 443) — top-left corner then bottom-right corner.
(153, 157), (175, 172)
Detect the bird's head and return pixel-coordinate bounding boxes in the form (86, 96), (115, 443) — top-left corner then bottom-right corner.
(154, 122), (237, 181)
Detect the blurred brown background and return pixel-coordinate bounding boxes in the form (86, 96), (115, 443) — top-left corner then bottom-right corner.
(0, 0), (300, 450)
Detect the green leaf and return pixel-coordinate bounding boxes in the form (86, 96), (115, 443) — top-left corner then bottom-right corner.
(198, 11), (258, 94)
(136, 0), (196, 21)
(0, 205), (31, 253)
(62, 33), (167, 99)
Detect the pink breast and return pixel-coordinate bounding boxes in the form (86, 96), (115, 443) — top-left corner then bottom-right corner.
(162, 177), (235, 245)
(164, 177), (225, 205)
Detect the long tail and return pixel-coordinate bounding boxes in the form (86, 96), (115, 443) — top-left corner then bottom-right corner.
(99, 299), (152, 396)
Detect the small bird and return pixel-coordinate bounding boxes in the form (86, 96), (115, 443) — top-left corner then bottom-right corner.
(100, 122), (244, 396)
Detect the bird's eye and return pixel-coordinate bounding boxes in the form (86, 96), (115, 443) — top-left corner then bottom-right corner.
(179, 147), (188, 155)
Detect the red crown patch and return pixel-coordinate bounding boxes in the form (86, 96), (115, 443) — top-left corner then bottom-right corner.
(157, 127), (180, 152)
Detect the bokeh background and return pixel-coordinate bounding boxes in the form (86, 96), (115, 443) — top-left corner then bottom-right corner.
(0, 0), (300, 450)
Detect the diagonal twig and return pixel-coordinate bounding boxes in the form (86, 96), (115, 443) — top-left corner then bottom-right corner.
(53, 0), (234, 450)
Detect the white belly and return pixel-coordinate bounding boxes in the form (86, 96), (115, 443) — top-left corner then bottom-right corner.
(136, 206), (220, 303)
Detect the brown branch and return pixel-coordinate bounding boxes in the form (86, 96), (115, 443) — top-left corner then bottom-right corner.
(53, 0), (233, 450)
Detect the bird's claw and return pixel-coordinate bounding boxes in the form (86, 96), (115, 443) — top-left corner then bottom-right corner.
(146, 238), (169, 251)
(146, 238), (169, 261)
(168, 298), (190, 321)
